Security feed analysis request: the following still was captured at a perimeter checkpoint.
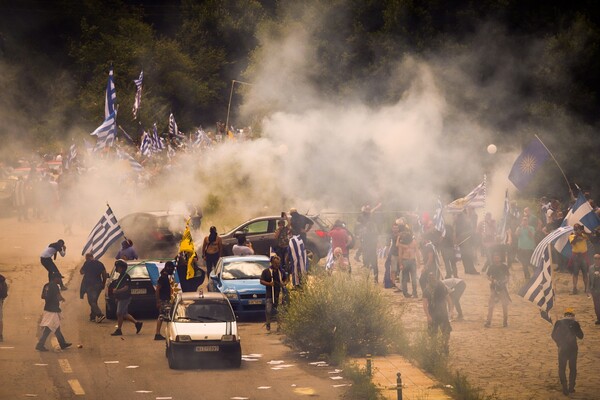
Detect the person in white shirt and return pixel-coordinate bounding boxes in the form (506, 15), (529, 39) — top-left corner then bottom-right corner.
(40, 239), (67, 290)
(232, 234), (254, 256)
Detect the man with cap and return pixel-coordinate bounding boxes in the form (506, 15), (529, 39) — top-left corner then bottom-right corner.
(108, 260), (143, 336)
(36, 272), (72, 351)
(551, 308), (584, 395)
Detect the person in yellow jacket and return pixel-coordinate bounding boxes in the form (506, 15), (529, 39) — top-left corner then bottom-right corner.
(569, 224), (589, 295)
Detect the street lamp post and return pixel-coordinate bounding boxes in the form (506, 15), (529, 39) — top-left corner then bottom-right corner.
(225, 79), (253, 136)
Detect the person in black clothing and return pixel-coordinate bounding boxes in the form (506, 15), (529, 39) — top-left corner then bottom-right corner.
(485, 252), (510, 328)
(260, 255), (286, 332)
(456, 210), (479, 274)
(40, 239), (68, 290)
(552, 308), (584, 395)
(154, 261), (175, 340)
(288, 208), (313, 243)
(109, 260), (142, 336)
(36, 272), (71, 351)
(440, 224), (458, 278)
(422, 272), (452, 353)
(79, 253), (108, 323)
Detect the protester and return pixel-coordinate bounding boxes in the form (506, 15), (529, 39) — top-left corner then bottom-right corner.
(328, 220), (352, 262)
(14, 176), (28, 221)
(398, 230), (419, 298)
(109, 260), (143, 336)
(0, 273), (7, 341)
(115, 239), (138, 260)
(79, 253), (108, 323)
(154, 261), (175, 340)
(484, 252), (510, 328)
(40, 239), (68, 290)
(260, 255), (285, 333)
(273, 219), (290, 265)
(440, 223), (458, 278)
(422, 272), (451, 353)
(36, 272), (72, 351)
(551, 308), (584, 395)
(384, 221), (401, 288)
(201, 226), (222, 277)
(232, 234), (254, 256)
(477, 212), (497, 271)
(361, 211), (379, 283)
(331, 247), (350, 273)
(569, 223), (589, 294)
(587, 254), (600, 324)
(455, 209), (479, 274)
(288, 208), (313, 243)
(442, 277), (466, 321)
(515, 216), (536, 280)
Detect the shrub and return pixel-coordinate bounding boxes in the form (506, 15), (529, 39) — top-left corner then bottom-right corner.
(343, 362), (385, 400)
(280, 269), (406, 360)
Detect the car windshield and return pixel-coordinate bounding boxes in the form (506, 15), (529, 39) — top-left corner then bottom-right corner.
(111, 265), (149, 279)
(221, 260), (269, 280)
(174, 299), (235, 322)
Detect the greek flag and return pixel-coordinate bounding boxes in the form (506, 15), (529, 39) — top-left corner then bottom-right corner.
(325, 246), (334, 270)
(554, 192), (600, 257)
(105, 67), (116, 118)
(530, 225), (573, 267)
(140, 131), (152, 156)
(81, 206), (124, 259)
(446, 176), (486, 211)
(168, 113), (178, 138)
(117, 148), (143, 172)
(433, 198), (446, 237)
(132, 70), (143, 119)
(64, 144), (77, 170)
(498, 189), (509, 242)
(288, 235), (307, 286)
(193, 127), (211, 148)
(519, 246), (554, 323)
(152, 122), (163, 151)
(91, 111), (117, 150)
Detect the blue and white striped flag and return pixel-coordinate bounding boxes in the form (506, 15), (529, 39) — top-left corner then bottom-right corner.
(433, 198), (446, 237)
(91, 111), (117, 151)
(132, 70), (143, 119)
(498, 189), (510, 242)
(446, 176), (486, 211)
(152, 122), (163, 151)
(554, 192), (600, 258)
(64, 144), (77, 170)
(530, 225), (573, 267)
(81, 206), (124, 259)
(519, 246), (554, 323)
(117, 148), (143, 172)
(325, 245), (334, 270)
(140, 131), (152, 156)
(105, 67), (116, 118)
(288, 235), (307, 286)
(168, 113), (178, 138)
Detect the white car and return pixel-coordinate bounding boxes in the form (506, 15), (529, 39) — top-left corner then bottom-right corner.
(165, 291), (241, 369)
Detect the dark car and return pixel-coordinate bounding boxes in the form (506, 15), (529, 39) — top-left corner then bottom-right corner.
(105, 260), (169, 319)
(207, 255), (270, 317)
(117, 211), (189, 258)
(220, 215), (331, 266)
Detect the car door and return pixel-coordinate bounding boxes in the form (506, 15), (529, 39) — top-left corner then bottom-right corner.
(243, 219), (273, 256)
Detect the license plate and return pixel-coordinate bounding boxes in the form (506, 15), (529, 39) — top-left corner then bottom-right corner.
(195, 345), (219, 352)
(248, 299), (263, 305)
(131, 288), (146, 294)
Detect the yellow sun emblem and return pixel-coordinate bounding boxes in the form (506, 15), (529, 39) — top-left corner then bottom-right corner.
(519, 155), (537, 174)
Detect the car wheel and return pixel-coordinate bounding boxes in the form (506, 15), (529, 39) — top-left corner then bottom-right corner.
(105, 300), (116, 320)
(167, 346), (183, 369)
(228, 345), (242, 368)
(305, 244), (320, 269)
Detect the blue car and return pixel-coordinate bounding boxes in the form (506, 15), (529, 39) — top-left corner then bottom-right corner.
(207, 255), (270, 317)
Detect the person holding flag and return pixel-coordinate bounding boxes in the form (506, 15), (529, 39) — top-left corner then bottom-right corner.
(177, 221), (201, 292)
(569, 223), (589, 294)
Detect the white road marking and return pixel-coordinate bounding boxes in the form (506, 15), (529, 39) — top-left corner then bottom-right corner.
(24, 394), (38, 397)
(257, 386), (271, 389)
(135, 390), (153, 393)
(230, 397), (249, 400)
(267, 360), (284, 364)
(332, 384), (351, 388)
(34, 364), (48, 366)
(104, 361), (120, 364)
(0, 346), (15, 349)
(126, 365), (140, 369)
(156, 397), (173, 400)
(245, 353), (262, 357)
(329, 376), (343, 380)
(328, 369), (343, 373)
(68, 379), (85, 395)
(58, 358), (73, 373)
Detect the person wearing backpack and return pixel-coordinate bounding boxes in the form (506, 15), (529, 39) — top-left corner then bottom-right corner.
(551, 308), (584, 395)
(0, 274), (8, 341)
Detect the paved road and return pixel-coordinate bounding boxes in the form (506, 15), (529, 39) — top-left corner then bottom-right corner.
(0, 218), (348, 399)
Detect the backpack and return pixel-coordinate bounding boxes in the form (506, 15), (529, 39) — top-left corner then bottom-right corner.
(0, 275), (7, 299)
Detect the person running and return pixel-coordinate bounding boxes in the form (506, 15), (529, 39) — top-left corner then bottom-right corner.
(40, 239), (67, 290)
(79, 253), (108, 323)
(551, 308), (584, 395)
(36, 272), (72, 351)
(201, 226), (222, 277)
(109, 260), (143, 336)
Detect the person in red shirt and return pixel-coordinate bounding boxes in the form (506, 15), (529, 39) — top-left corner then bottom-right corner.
(328, 220), (352, 260)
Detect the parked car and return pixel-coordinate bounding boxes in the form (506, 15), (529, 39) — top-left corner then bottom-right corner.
(207, 255), (270, 317)
(117, 211), (188, 258)
(165, 291), (241, 369)
(105, 259), (171, 319)
(220, 215), (331, 266)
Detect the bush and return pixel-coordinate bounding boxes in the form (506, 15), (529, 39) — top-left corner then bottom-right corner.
(343, 363), (385, 400)
(280, 269), (406, 360)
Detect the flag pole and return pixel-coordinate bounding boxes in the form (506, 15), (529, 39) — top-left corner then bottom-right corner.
(534, 134), (575, 200)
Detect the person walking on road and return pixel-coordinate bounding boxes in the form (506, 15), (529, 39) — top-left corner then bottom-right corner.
(40, 239), (68, 290)
(154, 261), (175, 340)
(36, 272), (72, 351)
(398, 230), (420, 298)
(109, 260), (143, 336)
(0, 273), (8, 341)
(260, 255), (285, 333)
(442, 277), (466, 321)
(551, 308), (584, 395)
(79, 253), (108, 323)
(588, 254), (600, 324)
(484, 252), (510, 328)
(201, 226), (222, 277)
(515, 216), (536, 280)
